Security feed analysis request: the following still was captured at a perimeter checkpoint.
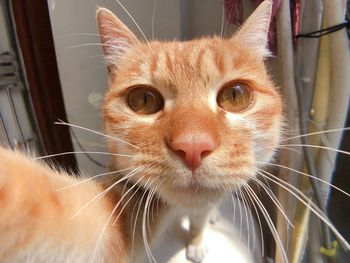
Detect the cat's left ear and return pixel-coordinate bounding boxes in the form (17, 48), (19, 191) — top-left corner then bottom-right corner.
(233, 0), (272, 58)
(96, 7), (139, 67)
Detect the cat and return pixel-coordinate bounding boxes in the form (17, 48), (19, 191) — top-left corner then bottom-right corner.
(0, 1), (282, 262)
(98, 1), (280, 261)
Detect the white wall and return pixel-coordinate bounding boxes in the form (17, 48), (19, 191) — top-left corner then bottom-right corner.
(180, 0), (225, 39)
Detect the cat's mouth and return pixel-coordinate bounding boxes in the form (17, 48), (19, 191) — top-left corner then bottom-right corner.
(171, 167), (254, 194)
(173, 176), (217, 193)
(173, 184), (210, 196)
(183, 181), (204, 191)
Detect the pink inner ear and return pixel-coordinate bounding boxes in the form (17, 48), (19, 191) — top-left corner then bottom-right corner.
(96, 8), (138, 57)
(98, 26), (128, 57)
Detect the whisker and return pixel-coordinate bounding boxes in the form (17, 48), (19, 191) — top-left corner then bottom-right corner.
(280, 127), (307, 137)
(242, 185), (258, 258)
(251, 176), (294, 228)
(279, 144), (350, 156)
(115, 175), (161, 228)
(259, 162), (350, 198)
(231, 187), (237, 226)
(251, 175), (292, 256)
(281, 127), (350, 142)
(65, 42), (112, 50)
(65, 34), (143, 52)
(239, 186), (251, 253)
(71, 166), (145, 219)
(103, 36), (146, 55)
(121, 167), (139, 196)
(237, 186), (243, 240)
(220, 2), (225, 37)
(146, 189), (156, 240)
(150, 177), (166, 227)
(257, 170), (350, 250)
(112, 175), (148, 225)
(131, 176), (154, 261)
(151, 0), (157, 40)
(91, 173), (147, 262)
(55, 120), (140, 149)
(221, 182), (229, 196)
(114, 0), (150, 45)
(222, 3), (233, 37)
(142, 186), (158, 263)
(89, 53), (143, 65)
(243, 184), (265, 257)
(68, 137), (105, 150)
(56, 167), (134, 191)
(88, 167), (143, 260)
(34, 151), (133, 160)
(279, 146), (302, 154)
(243, 181), (289, 263)
(63, 32), (103, 38)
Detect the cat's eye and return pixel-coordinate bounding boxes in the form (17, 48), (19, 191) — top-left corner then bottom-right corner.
(127, 86), (164, 114)
(217, 82), (254, 112)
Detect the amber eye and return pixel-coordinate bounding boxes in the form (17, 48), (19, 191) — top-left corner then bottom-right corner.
(217, 82), (254, 112)
(127, 86), (164, 114)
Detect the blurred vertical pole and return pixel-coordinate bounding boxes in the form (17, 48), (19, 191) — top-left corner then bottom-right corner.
(317, 0), (350, 207)
(275, 0), (303, 262)
(293, 1), (323, 262)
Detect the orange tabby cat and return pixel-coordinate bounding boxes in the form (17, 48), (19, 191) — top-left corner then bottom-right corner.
(0, 1), (281, 262)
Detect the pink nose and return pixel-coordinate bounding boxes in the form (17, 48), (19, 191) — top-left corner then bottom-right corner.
(170, 138), (215, 170)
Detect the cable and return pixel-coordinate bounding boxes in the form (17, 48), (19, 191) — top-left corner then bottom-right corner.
(295, 19), (349, 38)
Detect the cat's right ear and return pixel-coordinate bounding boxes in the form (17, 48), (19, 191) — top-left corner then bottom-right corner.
(96, 7), (139, 67)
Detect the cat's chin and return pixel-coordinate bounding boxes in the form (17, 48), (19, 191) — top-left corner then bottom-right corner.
(159, 182), (223, 208)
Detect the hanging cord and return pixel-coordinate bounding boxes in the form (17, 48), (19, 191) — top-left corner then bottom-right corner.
(295, 19), (349, 38)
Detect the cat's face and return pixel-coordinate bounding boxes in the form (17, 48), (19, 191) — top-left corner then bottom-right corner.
(98, 1), (282, 206)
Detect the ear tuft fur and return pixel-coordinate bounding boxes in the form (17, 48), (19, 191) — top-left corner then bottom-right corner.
(233, 0), (273, 58)
(96, 8), (139, 67)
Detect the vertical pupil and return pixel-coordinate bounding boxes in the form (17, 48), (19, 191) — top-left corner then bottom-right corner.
(232, 88), (236, 100)
(143, 93), (148, 105)
(128, 87), (164, 114)
(217, 83), (252, 112)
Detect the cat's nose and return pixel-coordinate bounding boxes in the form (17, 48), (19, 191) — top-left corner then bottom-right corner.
(170, 136), (216, 170)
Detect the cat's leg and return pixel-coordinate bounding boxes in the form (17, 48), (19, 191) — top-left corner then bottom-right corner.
(0, 147), (126, 263)
(186, 208), (212, 263)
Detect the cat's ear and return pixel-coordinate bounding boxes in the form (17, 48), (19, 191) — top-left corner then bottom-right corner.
(96, 7), (139, 66)
(233, 0), (272, 58)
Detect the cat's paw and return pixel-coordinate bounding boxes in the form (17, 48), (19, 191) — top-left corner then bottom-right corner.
(209, 209), (220, 225)
(186, 242), (208, 263)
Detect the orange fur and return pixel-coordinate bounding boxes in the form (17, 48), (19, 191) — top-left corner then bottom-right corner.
(0, 148), (126, 263)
